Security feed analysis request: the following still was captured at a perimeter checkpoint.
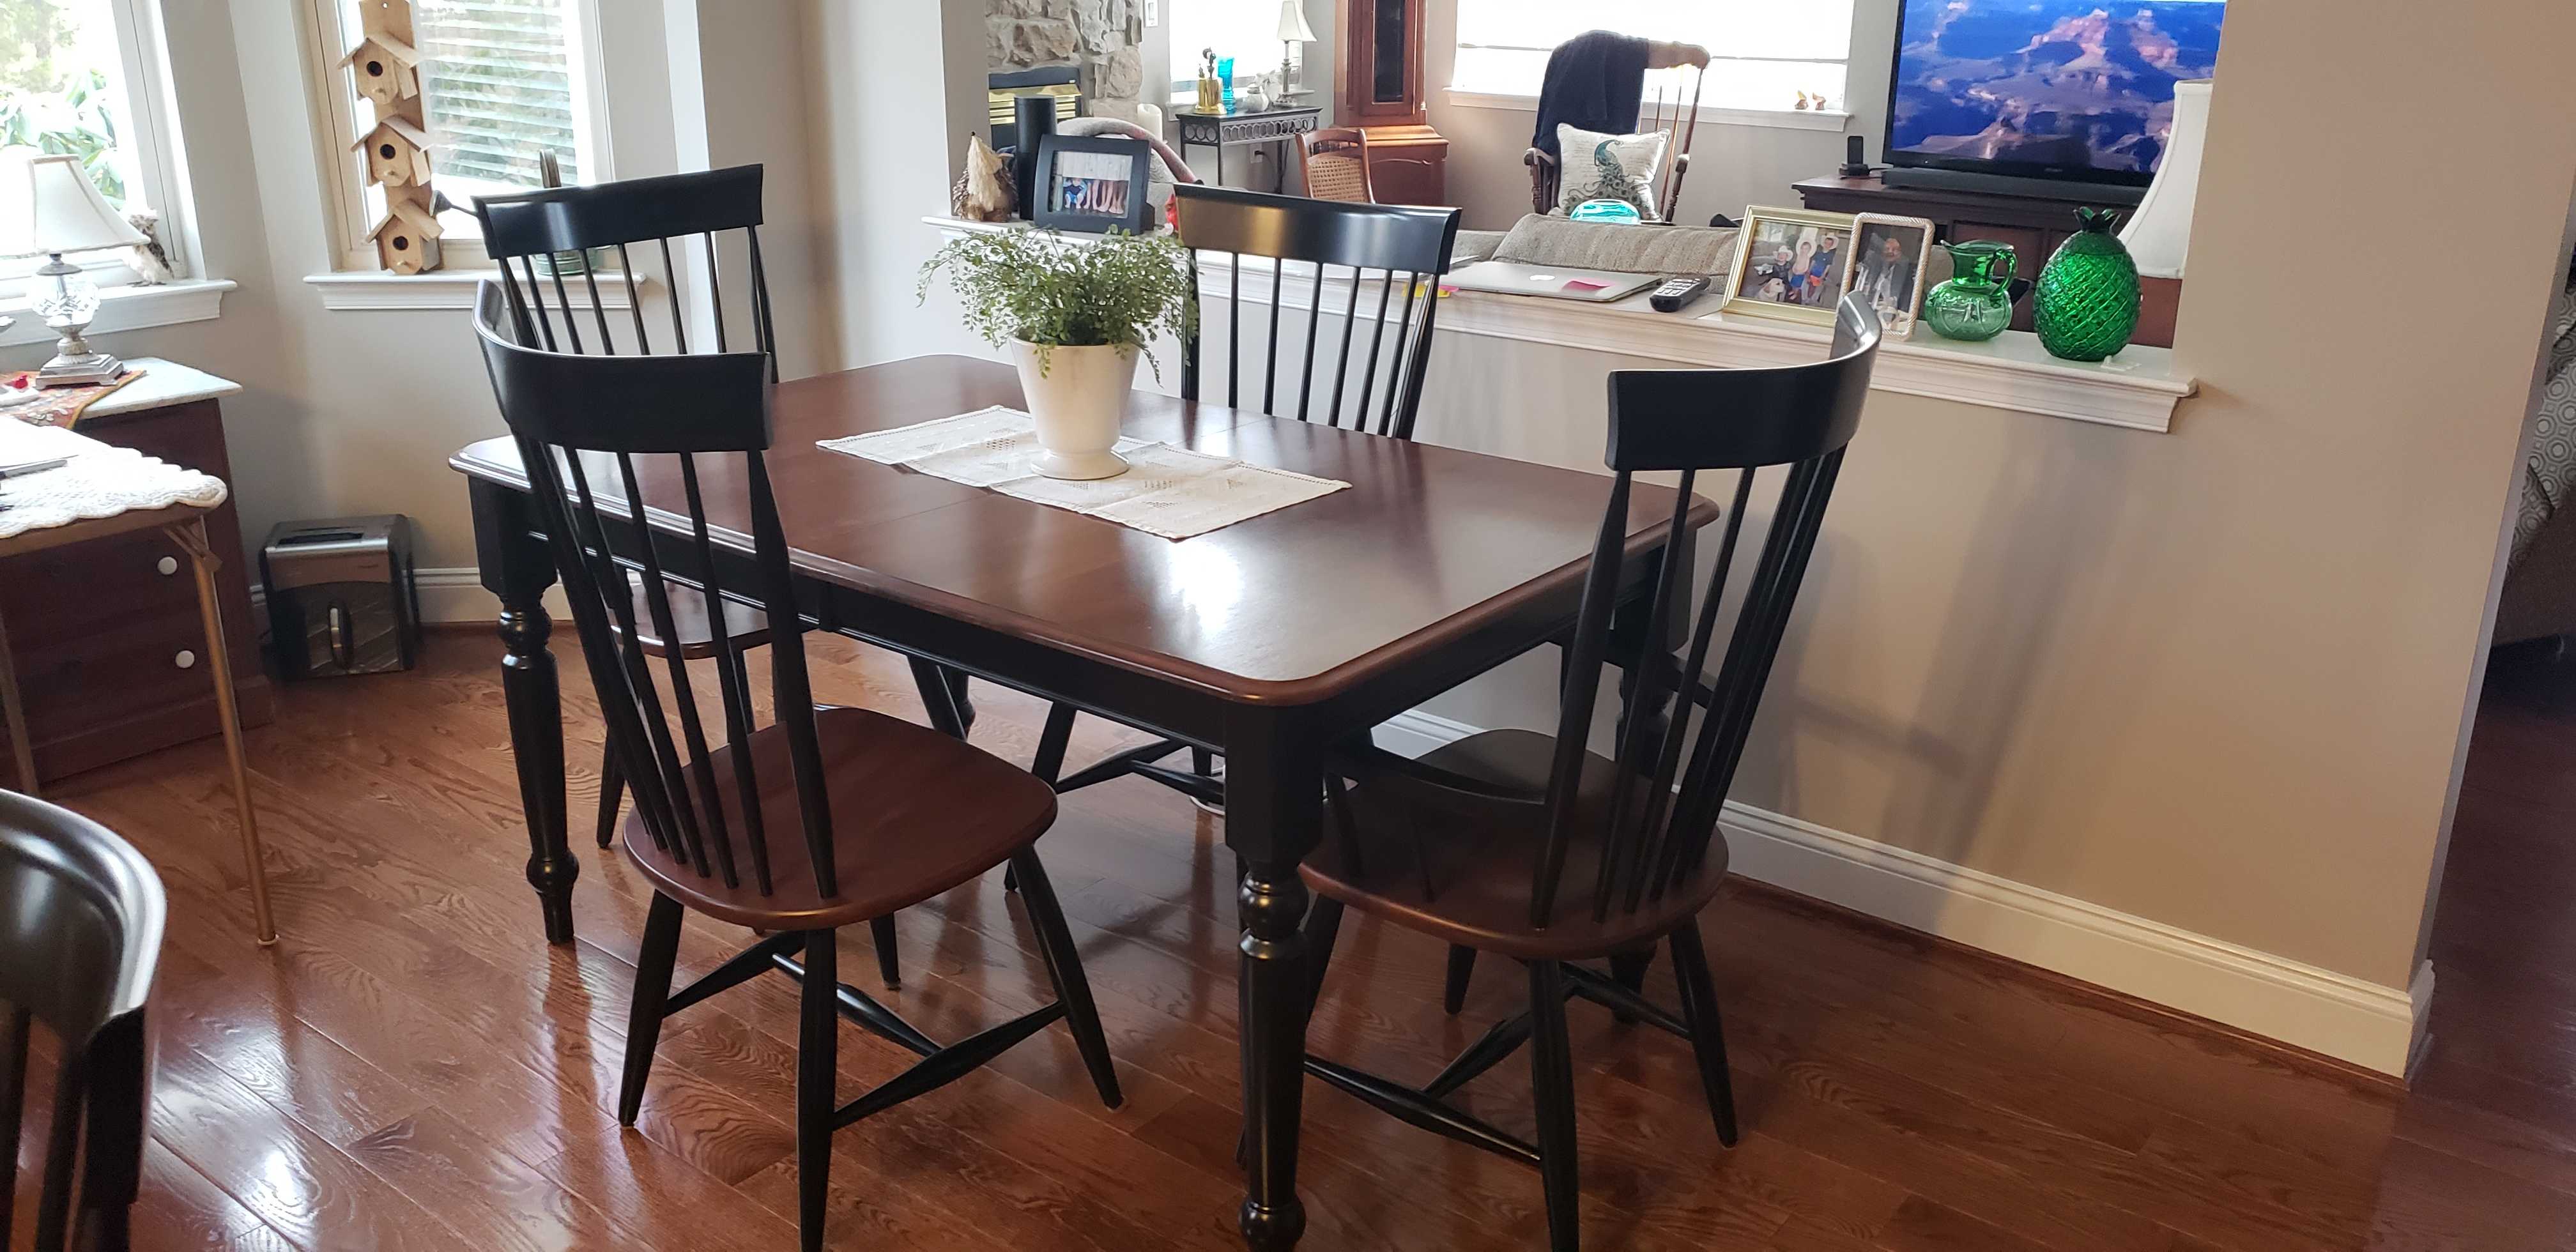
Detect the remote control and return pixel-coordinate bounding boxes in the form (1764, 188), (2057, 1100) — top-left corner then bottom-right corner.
(1650, 275), (1712, 312)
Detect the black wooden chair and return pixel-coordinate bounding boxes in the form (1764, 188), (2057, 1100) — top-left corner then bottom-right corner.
(1296, 291), (1883, 1251)
(1023, 185), (1462, 827)
(2, 790), (164, 1252)
(474, 165), (944, 989)
(473, 279), (1120, 1252)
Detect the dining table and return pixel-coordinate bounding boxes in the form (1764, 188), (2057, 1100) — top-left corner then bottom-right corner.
(448, 351), (1710, 1249)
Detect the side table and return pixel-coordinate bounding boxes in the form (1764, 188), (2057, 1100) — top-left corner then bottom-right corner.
(0, 387), (276, 943)
(1174, 105), (1321, 192)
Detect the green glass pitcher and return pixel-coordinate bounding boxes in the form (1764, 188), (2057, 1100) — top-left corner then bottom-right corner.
(1922, 240), (2020, 342)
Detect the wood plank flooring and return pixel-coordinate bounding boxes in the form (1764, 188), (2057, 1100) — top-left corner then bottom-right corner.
(17, 628), (2576, 1249)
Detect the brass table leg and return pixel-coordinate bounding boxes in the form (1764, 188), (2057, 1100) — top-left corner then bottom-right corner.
(0, 599), (34, 796)
(173, 518), (275, 945)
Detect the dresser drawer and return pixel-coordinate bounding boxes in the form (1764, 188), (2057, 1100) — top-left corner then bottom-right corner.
(0, 528), (198, 647)
(10, 611), (219, 735)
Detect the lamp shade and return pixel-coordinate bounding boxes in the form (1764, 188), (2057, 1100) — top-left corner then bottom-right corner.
(1277, 0), (1317, 43)
(2119, 79), (2211, 281)
(0, 153), (145, 259)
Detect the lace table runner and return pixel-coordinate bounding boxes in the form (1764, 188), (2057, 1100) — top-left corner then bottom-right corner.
(0, 421), (228, 540)
(819, 406), (1349, 540)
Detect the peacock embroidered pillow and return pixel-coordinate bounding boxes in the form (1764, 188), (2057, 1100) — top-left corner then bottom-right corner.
(1555, 124), (1667, 221)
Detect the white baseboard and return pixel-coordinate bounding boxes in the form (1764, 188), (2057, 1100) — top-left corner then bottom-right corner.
(1379, 708), (2429, 1076)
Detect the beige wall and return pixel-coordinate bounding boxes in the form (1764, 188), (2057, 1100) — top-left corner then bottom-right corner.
(1407, 1), (2576, 991)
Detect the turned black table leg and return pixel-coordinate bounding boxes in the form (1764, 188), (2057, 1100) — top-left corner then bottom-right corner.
(474, 476), (576, 943)
(1226, 712), (1321, 1251)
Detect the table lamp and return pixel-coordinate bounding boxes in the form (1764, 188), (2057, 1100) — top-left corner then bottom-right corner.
(3, 153), (149, 387)
(1276, 0), (1317, 99)
(2119, 79), (2211, 280)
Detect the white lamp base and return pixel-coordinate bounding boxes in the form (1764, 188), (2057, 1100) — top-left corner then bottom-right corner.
(34, 349), (121, 388)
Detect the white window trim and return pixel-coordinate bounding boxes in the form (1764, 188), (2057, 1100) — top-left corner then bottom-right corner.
(1, 0), (208, 289)
(1441, 88), (1850, 133)
(296, 0), (616, 275)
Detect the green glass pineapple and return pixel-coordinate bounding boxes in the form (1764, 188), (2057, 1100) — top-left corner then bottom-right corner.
(2033, 207), (2142, 362)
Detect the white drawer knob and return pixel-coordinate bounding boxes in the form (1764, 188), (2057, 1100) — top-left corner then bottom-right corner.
(174, 649), (197, 669)
(157, 556), (179, 576)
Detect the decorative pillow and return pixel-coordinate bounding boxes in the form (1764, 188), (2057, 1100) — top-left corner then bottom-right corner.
(1555, 124), (1667, 220)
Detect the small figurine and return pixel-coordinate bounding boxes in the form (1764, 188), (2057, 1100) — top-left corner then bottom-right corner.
(952, 133), (1015, 223)
(124, 209), (175, 285)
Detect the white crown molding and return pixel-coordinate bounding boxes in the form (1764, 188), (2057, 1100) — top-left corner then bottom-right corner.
(1376, 708), (2424, 1076)
(925, 216), (2196, 432)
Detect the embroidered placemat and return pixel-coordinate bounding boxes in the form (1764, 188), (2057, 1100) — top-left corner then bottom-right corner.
(0, 420), (227, 540)
(819, 406), (1349, 540)
(1, 367), (144, 429)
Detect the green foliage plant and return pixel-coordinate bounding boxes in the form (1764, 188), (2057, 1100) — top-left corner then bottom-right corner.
(918, 227), (1195, 378)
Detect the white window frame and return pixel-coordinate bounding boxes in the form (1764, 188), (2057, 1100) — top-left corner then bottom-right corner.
(1445, 4), (1856, 131)
(296, 0), (615, 274)
(1, 0), (203, 287)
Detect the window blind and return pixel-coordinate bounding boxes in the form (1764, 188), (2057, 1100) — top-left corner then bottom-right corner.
(412, 0), (580, 190)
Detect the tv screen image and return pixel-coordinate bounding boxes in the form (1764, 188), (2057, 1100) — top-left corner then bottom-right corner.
(1886, 0), (2225, 185)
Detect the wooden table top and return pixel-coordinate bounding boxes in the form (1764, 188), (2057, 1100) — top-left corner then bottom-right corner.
(451, 354), (1704, 706)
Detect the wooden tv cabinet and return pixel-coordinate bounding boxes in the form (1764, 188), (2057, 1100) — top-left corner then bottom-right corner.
(1793, 172), (2179, 347)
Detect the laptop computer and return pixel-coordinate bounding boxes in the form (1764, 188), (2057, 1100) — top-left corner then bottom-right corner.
(1444, 260), (1660, 303)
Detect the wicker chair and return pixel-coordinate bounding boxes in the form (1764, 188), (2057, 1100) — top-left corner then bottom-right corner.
(1298, 127), (1376, 203)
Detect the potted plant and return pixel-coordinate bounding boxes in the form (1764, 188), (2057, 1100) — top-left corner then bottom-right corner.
(917, 228), (1194, 480)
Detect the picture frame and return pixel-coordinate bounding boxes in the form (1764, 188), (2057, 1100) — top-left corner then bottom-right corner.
(1843, 213), (1936, 339)
(1031, 135), (1155, 235)
(1719, 205), (1860, 326)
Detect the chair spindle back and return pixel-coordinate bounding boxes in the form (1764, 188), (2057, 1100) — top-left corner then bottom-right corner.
(472, 165), (779, 380)
(473, 280), (839, 901)
(1174, 185), (1460, 439)
(1533, 292), (1885, 928)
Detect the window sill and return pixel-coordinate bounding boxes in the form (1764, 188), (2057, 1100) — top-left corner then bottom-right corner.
(0, 279), (234, 348)
(303, 269), (648, 312)
(926, 214), (2196, 432)
(1442, 89), (1851, 134)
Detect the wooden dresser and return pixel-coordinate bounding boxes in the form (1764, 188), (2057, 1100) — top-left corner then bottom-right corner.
(0, 360), (270, 782)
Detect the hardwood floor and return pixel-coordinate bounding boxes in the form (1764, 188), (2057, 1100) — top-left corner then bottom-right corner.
(17, 628), (2576, 1249)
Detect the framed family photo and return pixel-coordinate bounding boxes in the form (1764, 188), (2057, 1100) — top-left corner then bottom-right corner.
(1719, 206), (1860, 326)
(1032, 135), (1155, 235)
(1843, 213), (1935, 338)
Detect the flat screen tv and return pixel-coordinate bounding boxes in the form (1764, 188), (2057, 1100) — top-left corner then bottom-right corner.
(1884, 0), (2227, 188)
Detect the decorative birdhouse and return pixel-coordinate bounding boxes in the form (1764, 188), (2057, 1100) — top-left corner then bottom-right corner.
(367, 197), (444, 274)
(351, 116), (434, 188)
(339, 33), (422, 109)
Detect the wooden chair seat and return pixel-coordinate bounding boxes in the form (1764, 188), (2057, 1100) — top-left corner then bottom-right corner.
(622, 705), (1056, 931)
(1303, 728), (1726, 961)
(627, 570), (769, 659)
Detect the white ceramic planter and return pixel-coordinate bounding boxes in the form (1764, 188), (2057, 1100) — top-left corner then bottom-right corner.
(1010, 339), (1137, 480)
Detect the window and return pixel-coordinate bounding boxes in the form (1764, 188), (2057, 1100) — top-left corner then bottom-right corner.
(1166, 0), (1290, 102)
(0, 0), (192, 285)
(1452, 1), (1853, 116)
(307, 0), (608, 270)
